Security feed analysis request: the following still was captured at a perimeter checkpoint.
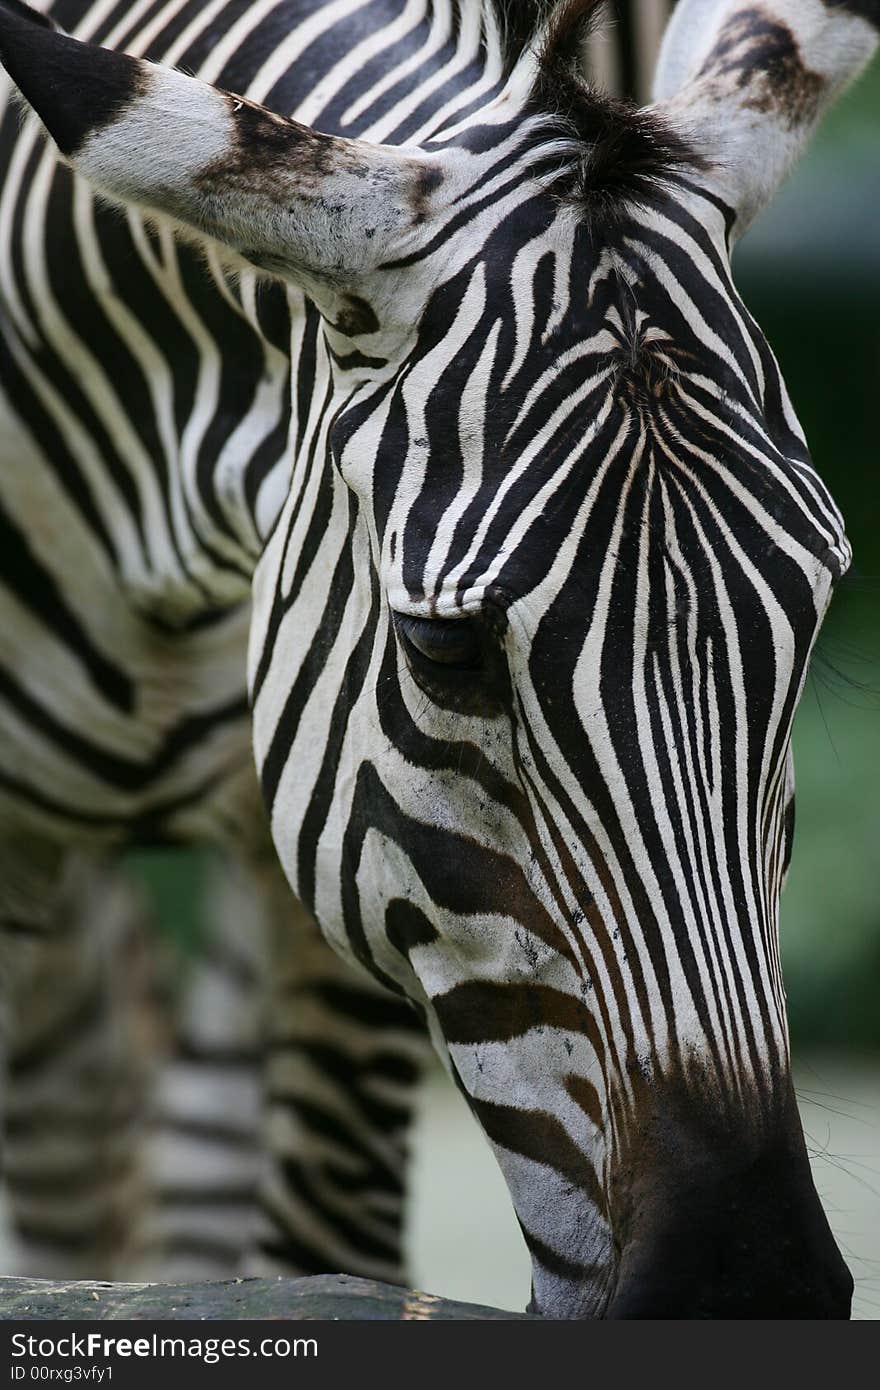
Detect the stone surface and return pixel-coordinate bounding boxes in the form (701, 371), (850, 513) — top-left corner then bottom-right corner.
(0, 1273), (534, 1321)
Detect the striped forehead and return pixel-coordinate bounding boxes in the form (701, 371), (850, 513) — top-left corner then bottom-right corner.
(335, 189), (837, 616)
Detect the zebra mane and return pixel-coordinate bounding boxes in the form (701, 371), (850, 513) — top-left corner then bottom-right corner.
(490, 0), (606, 73)
(490, 0), (698, 228)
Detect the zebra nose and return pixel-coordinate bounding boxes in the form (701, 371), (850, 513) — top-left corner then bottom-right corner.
(605, 1139), (853, 1319)
(606, 1238), (853, 1320)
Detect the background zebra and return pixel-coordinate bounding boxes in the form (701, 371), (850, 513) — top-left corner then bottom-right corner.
(0, 0), (875, 1316)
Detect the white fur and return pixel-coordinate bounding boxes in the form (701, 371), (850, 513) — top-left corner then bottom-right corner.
(653, 0), (878, 237)
(71, 57), (458, 333)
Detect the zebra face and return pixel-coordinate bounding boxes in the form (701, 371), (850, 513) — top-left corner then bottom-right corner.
(2, 0), (872, 1319)
(306, 176), (849, 1317)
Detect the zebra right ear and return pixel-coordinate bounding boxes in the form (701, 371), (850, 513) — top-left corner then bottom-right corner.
(0, 4), (446, 338)
(652, 0), (878, 241)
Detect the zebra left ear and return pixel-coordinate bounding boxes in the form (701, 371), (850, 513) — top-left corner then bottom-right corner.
(652, 0), (878, 240)
(0, 4), (444, 337)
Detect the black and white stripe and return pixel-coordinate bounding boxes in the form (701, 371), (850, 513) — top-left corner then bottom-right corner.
(0, 0), (875, 1316)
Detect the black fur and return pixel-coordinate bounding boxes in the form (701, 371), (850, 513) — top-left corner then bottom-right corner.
(498, 1), (698, 227)
(0, 3), (144, 157)
(491, 0), (606, 73)
(0, 0), (59, 34)
(823, 0), (880, 30)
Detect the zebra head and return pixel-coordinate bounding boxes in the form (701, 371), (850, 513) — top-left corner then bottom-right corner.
(1, 0), (876, 1317)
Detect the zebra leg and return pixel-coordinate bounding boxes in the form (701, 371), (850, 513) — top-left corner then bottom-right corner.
(129, 852), (266, 1281)
(252, 875), (432, 1285)
(2, 850), (157, 1279)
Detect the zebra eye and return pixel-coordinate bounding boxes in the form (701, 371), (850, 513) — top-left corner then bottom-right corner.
(394, 615), (482, 671)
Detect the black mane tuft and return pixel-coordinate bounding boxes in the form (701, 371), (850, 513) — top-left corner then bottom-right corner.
(490, 1), (699, 229)
(491, 0), (606, 74)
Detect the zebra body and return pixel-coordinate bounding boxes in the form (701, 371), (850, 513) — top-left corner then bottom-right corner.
(0, 0), (876, 1315)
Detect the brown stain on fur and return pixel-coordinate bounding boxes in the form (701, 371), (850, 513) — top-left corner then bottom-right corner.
(697, 7), (825, 129)
(409, 164), (444, 224)
(196, 92), (369, 193)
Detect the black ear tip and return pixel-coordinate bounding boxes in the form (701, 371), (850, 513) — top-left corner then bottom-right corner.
(0, 4), (50, 96)
(0, 1), (60, 34)
(0, 9), (144, 158)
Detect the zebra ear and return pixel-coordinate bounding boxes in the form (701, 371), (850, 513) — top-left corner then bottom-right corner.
(0, 5), (444, 337)
(652, 0), (878, 240)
